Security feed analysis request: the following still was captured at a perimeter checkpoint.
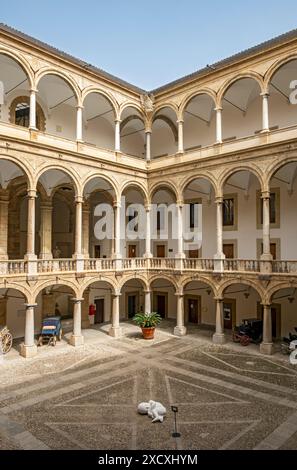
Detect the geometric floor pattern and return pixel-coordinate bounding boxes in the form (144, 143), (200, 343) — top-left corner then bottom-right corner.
(0, 336), (297, 450)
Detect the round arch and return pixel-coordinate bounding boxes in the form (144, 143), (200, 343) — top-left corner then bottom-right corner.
(82, 173), (119, 201)
(35, 68), (81, 105)
(265, 281), (297, 305)
(217, 278), (265, 302)
(217, 73), (264, 107)
(180, 275), (218, 296)
(82, 87), (119, 118)
(149, 181), (179, 202)
(120, 181), (149, 204)
(0, 48), (34, 88)
(152, 103), (179, 121)
(266, 157), (297, 188)
(148, 274), (179, 292)
(32, 279), (79, 303)
(218, 165), (264, 195)
(79, 276), (118, 298)
(119, 274), (149, 291)
(180, 172), (218, 197)
(0, 154), (34, 189)
(34, 164), (81, 197)
(119, 102), (146, 122)
(180, 88), (217, 116)
(264, 55), (297, 89)
(2, 283), (31, 303)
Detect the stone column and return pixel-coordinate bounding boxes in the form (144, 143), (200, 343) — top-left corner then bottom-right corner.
(212, 298), (225, 344)
(215, 107), (222, 143)
(20, 303), (37, 358)
(175, 202), (185, 259)
(261, 93), (270, 132)
(39, 201), (53, 259)
(25, 190), (37, 260)
(144, 204), (152, 258)
(115, 119), (121, 152)
(76, 105), (83, 142)
(261, 192), (272, 261)
(74, 196), (83, 257)
(82, 203), (90, 258)
(82, 289), (90, 328)
(174, 292), (187, 336)
(29, 89), (37, 130)
(145, 131), (151, 161)
(109, 293), (122, 337)
(260, 304), (273, 355)
(70, 298), (84, 346)
(144, 290), (151, 314)
(0, 189), (9, 260)
(214, 197), (225, 272)
(113, 202), (122, 259)
(177, 119), (184, 153)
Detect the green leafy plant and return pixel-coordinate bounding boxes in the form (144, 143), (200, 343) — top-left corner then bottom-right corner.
(132, 312), (162, 328)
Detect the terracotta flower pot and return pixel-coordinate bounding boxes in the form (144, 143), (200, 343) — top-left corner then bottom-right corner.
(141, 327), (155, 340)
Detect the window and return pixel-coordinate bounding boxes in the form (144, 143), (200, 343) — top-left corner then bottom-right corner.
(223, 198), (234, 226)
(190, 203), (195, 229)
(10, 96), (45, 131)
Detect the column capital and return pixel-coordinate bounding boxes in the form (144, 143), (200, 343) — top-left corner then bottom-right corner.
(215, 196), (224, 204)
(0, 189), (9, 204)
(261, 191), (270, 199)
(112, 291), (121, 298)
(214, 106), (223, 111)
(176, 200), (184, 207)
(113, 201), (121, 209)
(176, 119), (184, 124)
(145, 127), (152, 134)
(71, 297), (84, 303)
(30, 87), (38, 94)
(24, 303), (38, 309)
(76, 104), (84, 110)
(75, 195), (84, 204)
(40, 201), (53, 210)
(261, 303), (271, 308)
(27, 189), (37, 199)
(214, 296), (223, 302)
(114, 118), (122, 124)
(175, 290), (184, 297)
(260, 92), (270, 98)
(145, 204), (151, 212)
(143, 289), (152, 294)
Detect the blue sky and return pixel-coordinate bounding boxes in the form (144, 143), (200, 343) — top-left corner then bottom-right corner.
(1, 0), (297, 89)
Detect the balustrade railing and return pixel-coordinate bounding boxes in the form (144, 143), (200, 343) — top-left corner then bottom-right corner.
(272, 260), (297, 274)
(223, 259), (260, 272)
(183, 258), (214, 270)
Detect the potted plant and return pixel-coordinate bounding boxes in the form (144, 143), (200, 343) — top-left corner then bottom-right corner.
(132, 312), (162, 339)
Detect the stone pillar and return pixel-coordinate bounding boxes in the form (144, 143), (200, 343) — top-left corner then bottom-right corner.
(144, 204), (152, 258)
(0, 296), (7, 326)
(39, 201), (53, 259)
(29, 89), (37, 130)
(69, 298), (84, 346)
(260, 304), (273, 355)
(20, 303), (37, 358)
(0, 189), (9, 260)
(145, 131), (151, 161)
(82, 289), (90, 328)
(215, 107), (222, 143)
(109, 293), (122, 337)
(175, 202), (185, 259)
(74, 196), (83, 257)
(174, 292), (187, 336)
(76, 105), (83, 142)
(261, 93), (270, 132)
(177, 119), (184, 153)
(82, 203), (90, 258)
(261, 192), (272, 261)
(25, 190), (37, 260)
(115, 119), (121, 152)
(113, 202), (122, 259)
(144, 290), (151, 314)
(214, 197), (225, 272)
(212, 298), (226, 344)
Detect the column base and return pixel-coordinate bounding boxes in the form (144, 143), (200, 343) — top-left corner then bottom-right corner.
(39, 253), (53, 260)
(109, 326), (122, 338)
(212, 333), (226, 344)
(259, 342), (274, 355)
(143, 252), (153, 258)
(20, 343), (37, 358)
(24, 254), (37, 261)
(69, 334), (84, 347)
(174, 326), (187, 336)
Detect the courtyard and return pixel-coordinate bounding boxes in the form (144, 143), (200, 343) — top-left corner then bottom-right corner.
(0, 322), (297, 450)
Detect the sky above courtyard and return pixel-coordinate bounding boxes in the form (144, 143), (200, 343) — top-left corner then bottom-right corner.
(1, 0), (297, 90)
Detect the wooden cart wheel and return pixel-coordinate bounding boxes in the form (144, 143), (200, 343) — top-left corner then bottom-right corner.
(2, 332), (12, 354)
(240, 335), (250, 346)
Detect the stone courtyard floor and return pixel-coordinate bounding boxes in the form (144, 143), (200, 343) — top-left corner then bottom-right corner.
(0, 321), (297, 450)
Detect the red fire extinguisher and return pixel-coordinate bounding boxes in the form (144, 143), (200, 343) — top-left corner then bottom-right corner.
(89, 304), (96, 316)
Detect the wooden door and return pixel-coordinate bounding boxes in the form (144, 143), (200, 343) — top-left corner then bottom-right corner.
(189, 249), (199, 258)
(95, 299), (104, 324)
(223, 244), (234, 259)
(128, 245), (137, 258)
(94, 245), (101, 258)
(156, 245), (165, 258)
(188, 299), (199, 323)
(261, 242), (277, 260)
(156, 295), (166, 318)
(223, 299), (236, 330)
(128, 295), (136, 318)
